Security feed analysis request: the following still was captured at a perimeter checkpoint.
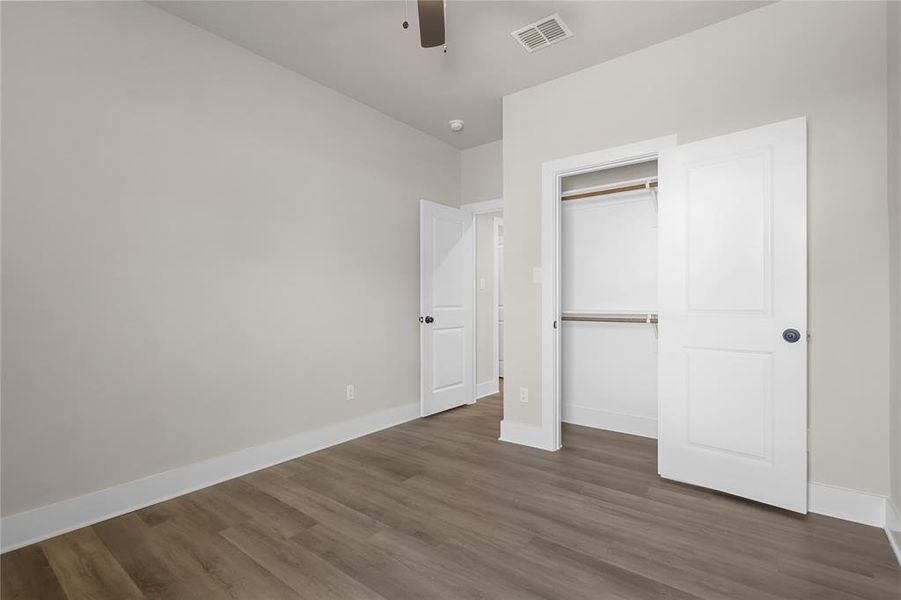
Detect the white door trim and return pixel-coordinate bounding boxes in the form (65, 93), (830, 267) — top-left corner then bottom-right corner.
(470, 208), (478, 404)
(535, 135), (678, 451)
(493, 216), (503, 386)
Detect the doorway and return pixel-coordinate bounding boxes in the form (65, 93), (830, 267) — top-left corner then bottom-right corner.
(463, 200), (503, 402)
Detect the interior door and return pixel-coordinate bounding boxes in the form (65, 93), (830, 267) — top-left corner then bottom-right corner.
(420, 200), (474, 417)
(657, 117), (807, 513)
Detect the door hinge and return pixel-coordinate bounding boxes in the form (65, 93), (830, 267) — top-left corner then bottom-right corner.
(553, 320), (558, 329)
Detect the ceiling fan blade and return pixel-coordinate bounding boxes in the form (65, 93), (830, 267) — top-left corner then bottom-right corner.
(417, 0), (445, 48)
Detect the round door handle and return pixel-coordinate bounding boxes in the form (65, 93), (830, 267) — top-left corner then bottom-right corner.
(782, 328), (801, 343)
(424, 316), (434, 324)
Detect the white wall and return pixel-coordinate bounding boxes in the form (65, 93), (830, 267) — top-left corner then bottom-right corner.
(503, 1), (890, 496)
(1, 1), (459, 517)
(461, 140), (502, 203)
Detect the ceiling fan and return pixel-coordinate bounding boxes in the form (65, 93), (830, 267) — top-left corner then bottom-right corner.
(403, 0), (446, 50)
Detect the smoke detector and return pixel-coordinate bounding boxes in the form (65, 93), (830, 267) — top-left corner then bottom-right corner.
(511, 13), (573, 53)
(449, 119), (464, 133)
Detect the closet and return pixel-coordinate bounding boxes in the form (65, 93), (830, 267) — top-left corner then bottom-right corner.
(541, 118), (807, 513)
(560, 161), (659, 439)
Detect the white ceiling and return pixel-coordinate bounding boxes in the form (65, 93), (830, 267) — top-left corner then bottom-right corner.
(154, 1), (768, 149)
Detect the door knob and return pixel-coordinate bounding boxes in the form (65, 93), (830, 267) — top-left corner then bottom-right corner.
(782, 328), (801, 343)
(424, 316), (434, 324)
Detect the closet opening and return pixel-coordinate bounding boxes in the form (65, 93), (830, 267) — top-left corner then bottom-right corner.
(560, 161), (659, 443)
(534, 135), (676, 452)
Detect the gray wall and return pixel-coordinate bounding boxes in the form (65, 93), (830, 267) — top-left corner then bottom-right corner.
(1, 1), (460, 516)
(889, 1), (901, 514)
(503, 1), (891, 495)
(461, 140), (502, 203)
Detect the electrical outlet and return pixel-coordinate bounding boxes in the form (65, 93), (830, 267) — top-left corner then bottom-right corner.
(519, 387), (528, 403)
(346, 384), (355, 401)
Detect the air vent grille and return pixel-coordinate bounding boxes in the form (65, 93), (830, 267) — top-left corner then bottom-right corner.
(512, 14), (573, 53)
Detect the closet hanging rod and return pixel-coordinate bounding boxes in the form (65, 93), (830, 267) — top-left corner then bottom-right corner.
(561, 313), (658, 324)
(561, 179), (657, 202)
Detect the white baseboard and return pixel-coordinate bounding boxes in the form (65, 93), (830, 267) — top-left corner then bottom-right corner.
(555, 414), (888, 530)
(4, 403), (892, 553)
(1, 402), (420, 553)
(807, 482), (885, 527)
(499, 419), (556, 451)
(562, 405), (657, 439)
(476, 380), (500, 399)
(885, 498), (901, 565)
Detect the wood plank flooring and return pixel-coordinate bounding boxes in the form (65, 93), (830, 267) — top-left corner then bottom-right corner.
(3, 389), (899, 599)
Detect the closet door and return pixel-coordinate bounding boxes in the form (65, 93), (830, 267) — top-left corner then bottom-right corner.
(657, 117), (807, 513)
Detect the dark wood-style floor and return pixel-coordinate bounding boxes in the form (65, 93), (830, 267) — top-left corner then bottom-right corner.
(3, 388), (899, 599)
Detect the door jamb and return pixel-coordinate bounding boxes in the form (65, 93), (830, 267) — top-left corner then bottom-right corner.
(469, 208), (477, 405)
(537, 136), (677, 451)
(493, 216), (503, 385)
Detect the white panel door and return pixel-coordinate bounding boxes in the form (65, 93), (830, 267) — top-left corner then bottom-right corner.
(658, 117), (807, 513)
(420, 200), (474, 417)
